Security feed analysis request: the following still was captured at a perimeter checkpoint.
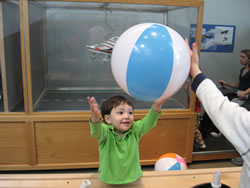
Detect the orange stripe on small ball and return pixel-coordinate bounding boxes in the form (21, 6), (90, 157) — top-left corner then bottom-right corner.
(158, 153), (176, 160)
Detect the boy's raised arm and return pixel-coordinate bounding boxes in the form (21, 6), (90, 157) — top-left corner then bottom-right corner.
(87, 96), (100, 123)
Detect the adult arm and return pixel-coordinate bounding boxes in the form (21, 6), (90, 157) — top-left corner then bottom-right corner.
(238, 88), (250, 98)
(218, 79), (239, 89)
(192, 74), (250, 156)
(189, 42), (250, 158)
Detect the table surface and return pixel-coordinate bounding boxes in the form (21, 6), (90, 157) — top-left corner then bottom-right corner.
(0, 167), (241, 188)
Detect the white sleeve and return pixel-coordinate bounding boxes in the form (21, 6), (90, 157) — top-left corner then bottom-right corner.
(196, 79), (250, 157)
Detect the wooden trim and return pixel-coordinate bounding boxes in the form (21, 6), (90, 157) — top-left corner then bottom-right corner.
(37, 0), (204, 7)
(0, 110), (196, 122)
(192, 151), (240, 161)
(25, 121), (38, 166)
(0, 162), (99, 171)
(20, 0), (29, 115)
(186, 115), (196, 162)
(22, 0), (33, 114)
(196, 1), (204, 51)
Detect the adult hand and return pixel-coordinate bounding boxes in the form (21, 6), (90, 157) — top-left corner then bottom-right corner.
(185, 39), (202, 80)
(218, 80), (226, 86)
(237, 91), (248, 99)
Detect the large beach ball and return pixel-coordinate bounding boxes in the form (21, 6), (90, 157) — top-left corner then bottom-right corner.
(154, 153), (188, 171)
(111, 23), (190, 102)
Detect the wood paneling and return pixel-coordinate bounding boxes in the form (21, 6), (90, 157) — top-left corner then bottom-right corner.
(35, 121), (99, 164)
(0, 112), (195, 170)
(140, 117), (195, 163)
(0, 122), (29, 165)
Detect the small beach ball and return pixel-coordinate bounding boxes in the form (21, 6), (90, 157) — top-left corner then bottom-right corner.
(154, 153), (188, 171)
(111, 23), (190, 102)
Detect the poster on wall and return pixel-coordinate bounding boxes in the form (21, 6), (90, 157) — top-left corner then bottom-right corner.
(190, 24), (236, 52)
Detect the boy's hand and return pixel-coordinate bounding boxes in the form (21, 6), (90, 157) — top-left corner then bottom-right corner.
(153, 97), (169, 112)
(87, 96), (100, 123)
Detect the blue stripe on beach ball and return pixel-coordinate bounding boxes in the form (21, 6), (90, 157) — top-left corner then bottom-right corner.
(126, 24), (174, 101)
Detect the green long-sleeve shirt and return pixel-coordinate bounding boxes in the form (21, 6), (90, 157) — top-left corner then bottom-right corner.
(89, 108), (161, 184)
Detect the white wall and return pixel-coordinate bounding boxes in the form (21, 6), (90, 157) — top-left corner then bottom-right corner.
(200, 0), (250, 85)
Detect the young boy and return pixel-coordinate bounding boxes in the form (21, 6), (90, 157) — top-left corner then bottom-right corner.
(87, 95), (167, 184)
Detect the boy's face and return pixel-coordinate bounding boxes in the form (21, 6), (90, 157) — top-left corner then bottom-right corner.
(104, 103), (134, 136)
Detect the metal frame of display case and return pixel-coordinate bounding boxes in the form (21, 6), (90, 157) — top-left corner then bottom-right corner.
(0, 0), (233, 171)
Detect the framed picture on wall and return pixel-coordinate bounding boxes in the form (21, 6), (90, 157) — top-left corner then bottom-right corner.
(190, 24), (236, 52)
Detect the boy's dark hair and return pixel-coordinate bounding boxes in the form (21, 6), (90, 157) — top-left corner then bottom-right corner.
(101, 95), (134, 121)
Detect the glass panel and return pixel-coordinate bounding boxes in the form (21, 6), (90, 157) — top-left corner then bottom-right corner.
(28, 1), (198, 112)
(0, 0), (24, 112)
(168, 7), (198, 109)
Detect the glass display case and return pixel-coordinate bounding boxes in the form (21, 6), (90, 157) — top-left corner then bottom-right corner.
(1, 0), (201, 112)
(0, 0), (24, 112)
(0, 0), (209, 171)
(30, 1), (198, 112)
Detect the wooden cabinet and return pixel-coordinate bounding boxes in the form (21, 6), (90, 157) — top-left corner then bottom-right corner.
(0, 112), (196, 170)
